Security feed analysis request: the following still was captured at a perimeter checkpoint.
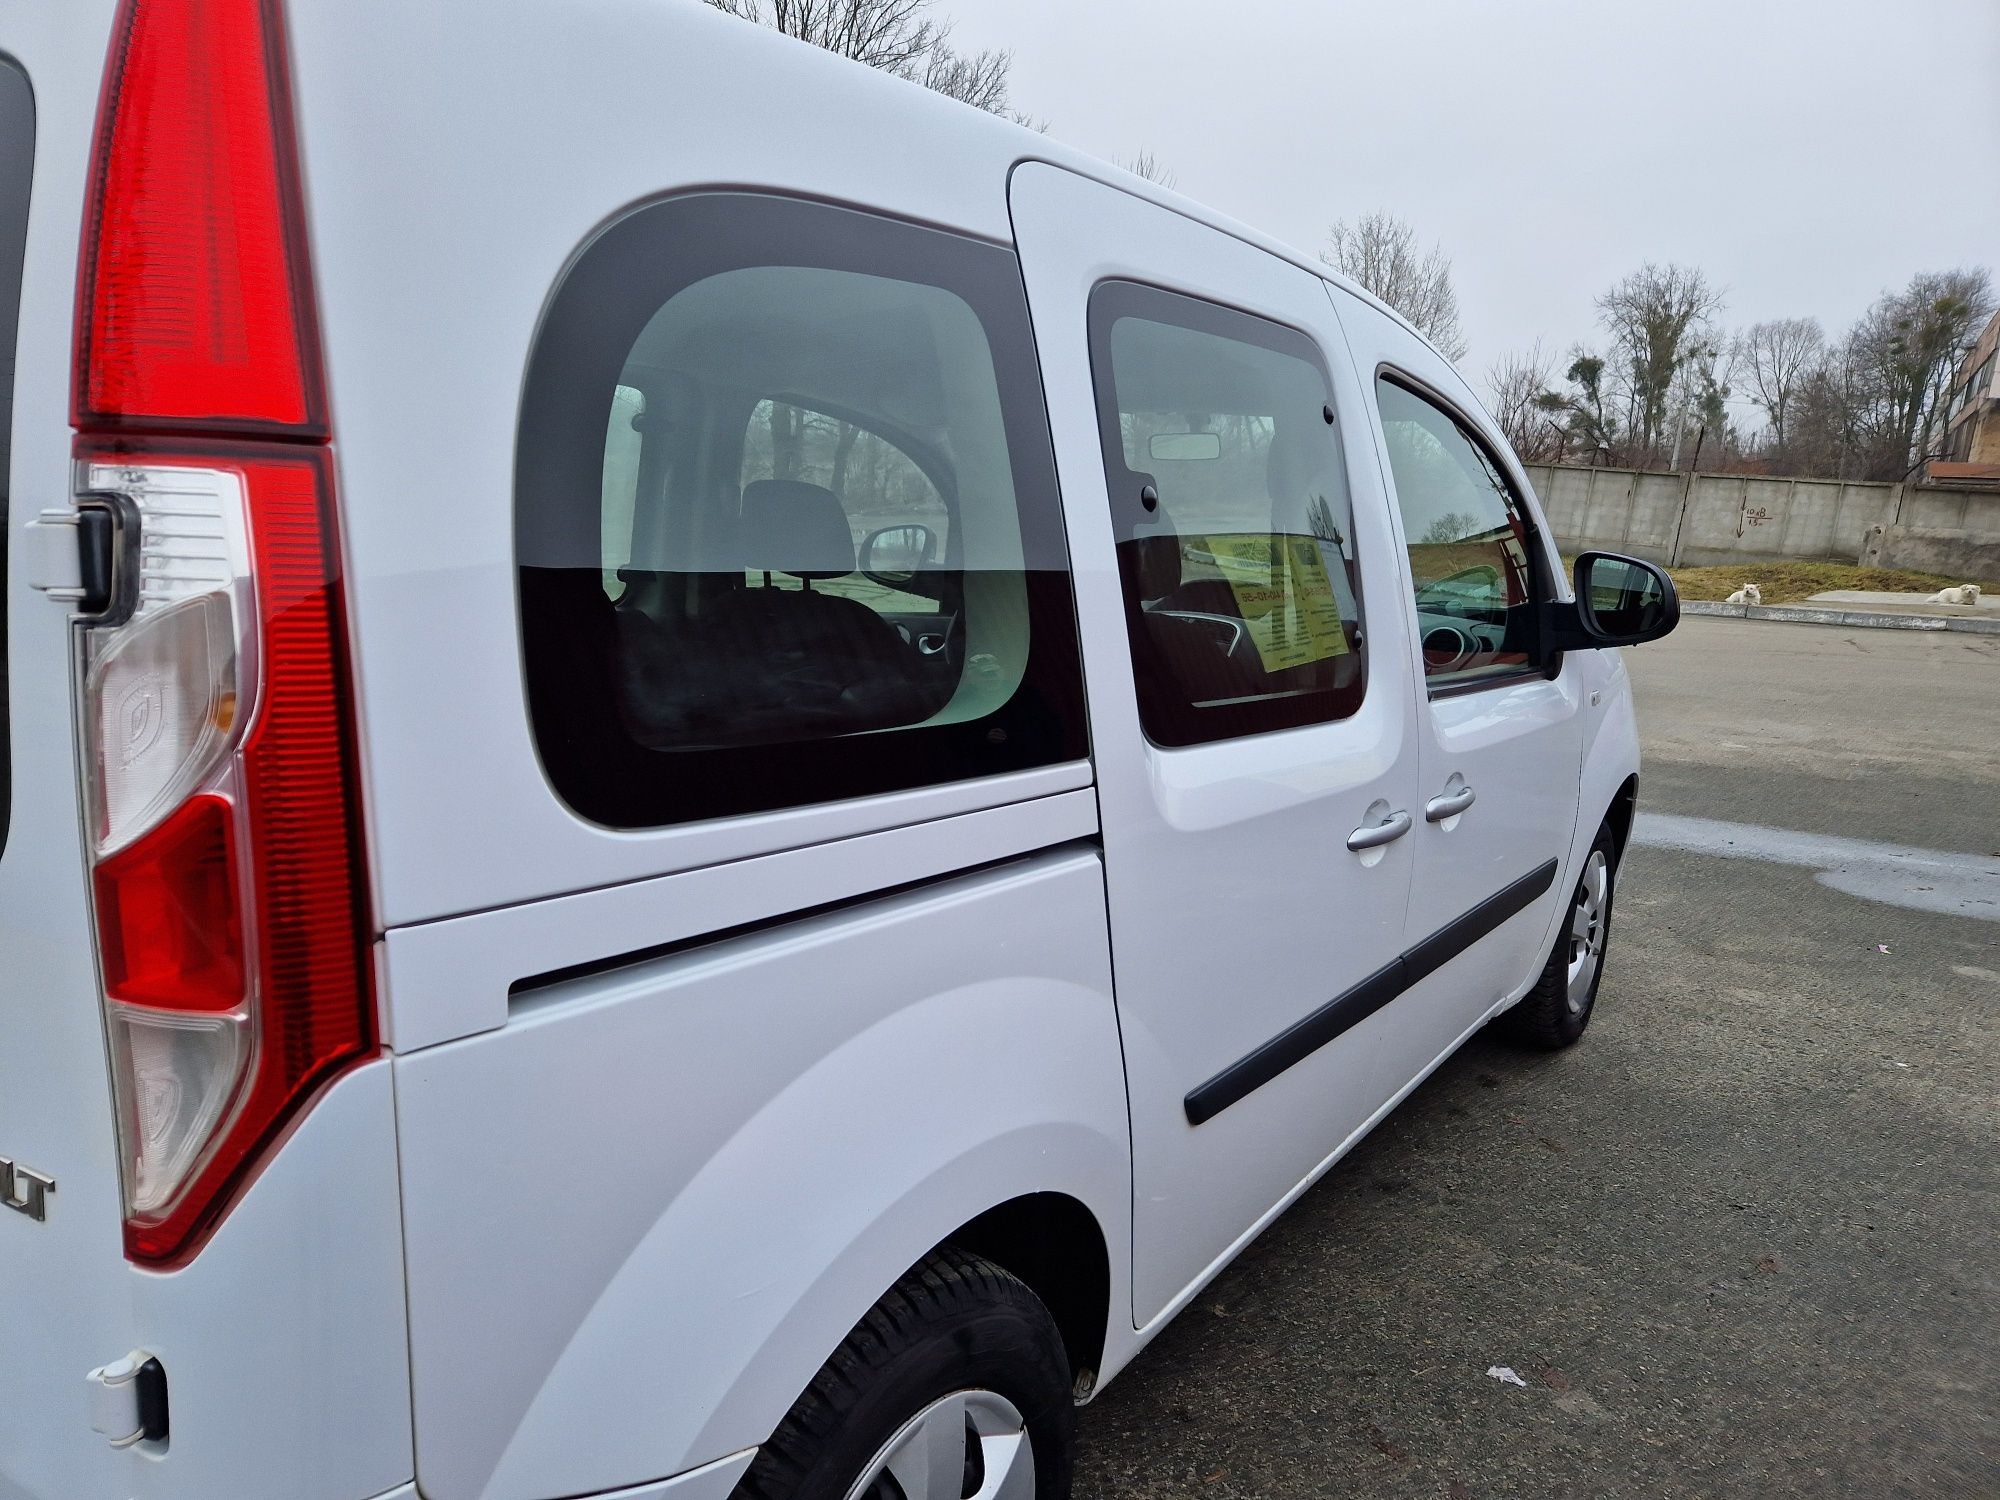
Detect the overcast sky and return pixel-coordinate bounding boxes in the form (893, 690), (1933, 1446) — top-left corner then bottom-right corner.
(949, 0), (2000, 396)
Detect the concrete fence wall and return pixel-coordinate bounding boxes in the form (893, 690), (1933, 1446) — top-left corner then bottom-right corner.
(1522, 463), (2000, 577)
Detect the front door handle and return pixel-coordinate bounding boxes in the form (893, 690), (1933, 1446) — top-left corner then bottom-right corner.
(1347, 809), (1413, 851)
(1425, 784), (1477, 822)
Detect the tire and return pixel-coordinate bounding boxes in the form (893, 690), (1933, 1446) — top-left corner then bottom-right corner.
(735, 1247), (1075, 1500)
(1505, 824), (1618, 1050)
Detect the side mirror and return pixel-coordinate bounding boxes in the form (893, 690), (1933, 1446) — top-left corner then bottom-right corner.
(1553, 551), (1679, 649)
(859, 523), (937, 586)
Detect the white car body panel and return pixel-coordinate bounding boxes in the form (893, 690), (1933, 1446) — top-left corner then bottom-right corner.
(282, 0), (1092, 933)
(394, 850), (1130, 1500)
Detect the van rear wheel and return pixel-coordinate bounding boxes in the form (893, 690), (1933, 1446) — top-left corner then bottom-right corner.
(736, 1247), (1074, 1500)
(1505, 825), (1618, 1050)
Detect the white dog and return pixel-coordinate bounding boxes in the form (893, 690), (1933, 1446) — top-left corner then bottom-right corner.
(1725, 583), (1762, 606)
(1928, 583), (1982, 606)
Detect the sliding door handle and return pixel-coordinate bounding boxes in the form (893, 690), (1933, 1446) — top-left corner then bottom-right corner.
(1425, 784), (1477, 822)
(1347, 809), (1413, 852)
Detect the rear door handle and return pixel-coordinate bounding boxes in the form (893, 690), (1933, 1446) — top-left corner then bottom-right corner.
(1347, 809), (1413, 851)
(1425, 784), (1477, 822)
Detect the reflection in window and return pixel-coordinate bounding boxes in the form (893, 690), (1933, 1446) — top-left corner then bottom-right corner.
(1089, 283), (1366, 747)
(1376, 378), (1544, 687)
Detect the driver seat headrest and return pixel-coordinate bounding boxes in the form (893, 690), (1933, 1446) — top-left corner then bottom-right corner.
(739, 479), (856, 581)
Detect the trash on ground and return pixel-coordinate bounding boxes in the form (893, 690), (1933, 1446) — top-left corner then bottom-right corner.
(1876, 944), (1892, 953)
(1486, 1365), (1529, 1387)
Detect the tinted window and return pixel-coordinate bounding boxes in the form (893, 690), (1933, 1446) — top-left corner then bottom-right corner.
(737, 399), (951, 616)
(1088, 282), (1366, 747)
(1375, 376), (1546, 689)
(518, 193), (1086, 828)
(0, 59), (32, 859)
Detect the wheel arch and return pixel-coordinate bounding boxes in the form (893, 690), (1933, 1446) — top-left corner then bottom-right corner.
(945, 1191), (1112, 1393)
(1604, 772), (1639, 862)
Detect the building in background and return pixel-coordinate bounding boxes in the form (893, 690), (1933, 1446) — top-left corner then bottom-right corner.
(1930, 306), (2000, 487)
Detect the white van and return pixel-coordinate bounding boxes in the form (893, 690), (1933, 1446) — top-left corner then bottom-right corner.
(0, 4), (1679, 1498)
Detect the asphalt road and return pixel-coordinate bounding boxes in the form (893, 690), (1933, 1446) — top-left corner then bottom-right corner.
(1071, 617), (2000, 1499)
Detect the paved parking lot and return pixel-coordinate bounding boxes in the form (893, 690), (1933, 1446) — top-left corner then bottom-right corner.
(1074, 617), (2000, 1499)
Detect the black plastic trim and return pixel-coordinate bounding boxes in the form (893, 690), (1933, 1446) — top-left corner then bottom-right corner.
(1403, 860), (1559, 985)
(134, 1357), (169, 1443)
(0, 54), (31, 865)
(1184, 858), (1560, 1125)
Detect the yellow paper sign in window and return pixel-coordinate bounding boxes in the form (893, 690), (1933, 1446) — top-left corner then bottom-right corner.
(1201, 533), (1350, 672)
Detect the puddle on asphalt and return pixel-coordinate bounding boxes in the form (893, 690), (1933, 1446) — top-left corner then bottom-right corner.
(1631, 813), (2000, 923)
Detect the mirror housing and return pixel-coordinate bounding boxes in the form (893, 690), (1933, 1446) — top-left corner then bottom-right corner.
(1549, 551), (1680, 650)
(858, 522), (937, 586)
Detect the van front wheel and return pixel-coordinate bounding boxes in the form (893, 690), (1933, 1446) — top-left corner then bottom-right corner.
(736, 1247), (1075, 1500)
(1505, 825), (1618, 1050)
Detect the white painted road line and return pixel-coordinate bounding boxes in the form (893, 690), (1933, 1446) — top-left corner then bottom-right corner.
(1631, 813), (2000, 923)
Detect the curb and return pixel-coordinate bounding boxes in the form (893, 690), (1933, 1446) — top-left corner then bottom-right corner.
(1682, 600), (2000, 634)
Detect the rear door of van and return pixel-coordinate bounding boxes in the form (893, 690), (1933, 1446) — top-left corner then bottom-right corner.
(0, 43), (141, 1500)
(3, 12), (413, 1500)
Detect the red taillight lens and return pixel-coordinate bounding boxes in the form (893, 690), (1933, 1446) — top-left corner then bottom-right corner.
(95, 794), (246, 1011)
(74, 0), (371, 1266)
(77, 0), (323, 435)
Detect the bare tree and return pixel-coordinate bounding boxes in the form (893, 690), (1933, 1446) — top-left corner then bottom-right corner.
(1319, 212), (1468, 362)
(1121, 151), (1177, 189)
(1848, 267), (1995, 477)
(1786, 340), (1868, 480)
(1775, 269), (1996, 480)
(1418, 511), (1484, 545)
(912, 42), (1012, 114)
(1537, 351), (1620, 464)
(706, 0), (1025, 117)
(1734, 317), (1823, 456)
(1484, 341), (1560, 460)
(1594, 263), (1724, 464)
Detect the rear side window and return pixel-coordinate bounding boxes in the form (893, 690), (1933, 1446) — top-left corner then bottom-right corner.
(0, 58), (32, 859)
(1374, 376), (1546, 690)
(1087, 281), (1366, 747)
(518, 193), (1086, 828)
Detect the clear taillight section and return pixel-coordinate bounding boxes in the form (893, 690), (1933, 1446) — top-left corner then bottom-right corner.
(73, 0), (370, 1265)
(82, 462), (255, 852)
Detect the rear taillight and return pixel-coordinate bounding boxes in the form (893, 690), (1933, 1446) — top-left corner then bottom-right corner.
(73, 0), (371, 1265)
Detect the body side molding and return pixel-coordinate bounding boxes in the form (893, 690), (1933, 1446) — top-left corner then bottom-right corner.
(1184, 859), (1559, 1125)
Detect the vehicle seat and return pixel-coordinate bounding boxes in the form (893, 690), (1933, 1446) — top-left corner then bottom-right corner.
(613, 479), (938, 747)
